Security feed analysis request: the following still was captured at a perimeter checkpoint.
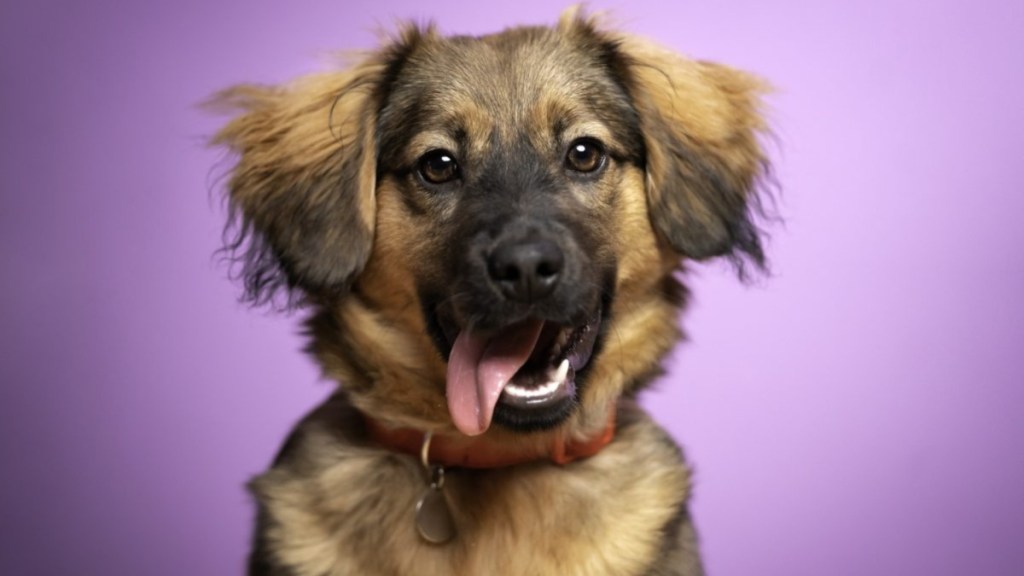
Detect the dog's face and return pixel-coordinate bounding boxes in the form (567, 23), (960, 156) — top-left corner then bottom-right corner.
(212, 12), (768, 439)
(374, 27), (651, 435)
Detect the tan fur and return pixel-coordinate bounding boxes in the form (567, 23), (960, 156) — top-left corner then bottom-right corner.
(253, 398), (690, 576)
(637, 53), (767, 239)
(213, 9), (770, 576)
(212, 70), (379, 243)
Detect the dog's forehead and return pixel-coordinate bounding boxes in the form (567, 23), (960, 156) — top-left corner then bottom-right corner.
(442, 29), (606, 99)
(381, 27), (633, 144)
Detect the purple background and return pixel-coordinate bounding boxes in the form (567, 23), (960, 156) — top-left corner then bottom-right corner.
(2, 0), (1022, 574)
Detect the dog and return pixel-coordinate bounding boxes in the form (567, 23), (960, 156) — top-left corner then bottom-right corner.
(210, 8), (770, 575)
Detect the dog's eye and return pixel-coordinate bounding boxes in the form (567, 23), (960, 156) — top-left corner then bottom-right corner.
(565, 138), (606, 174)
(418, 150), (460, 185)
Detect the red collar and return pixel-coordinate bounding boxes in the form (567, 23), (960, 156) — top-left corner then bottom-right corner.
(364, 408), (616, 468)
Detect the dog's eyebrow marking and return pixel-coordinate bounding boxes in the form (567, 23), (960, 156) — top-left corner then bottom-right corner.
(538, 98), (614, 145)
(561, 121), (613, 145)
(409, 132), (460, 158)
(398, 97), (490, 151)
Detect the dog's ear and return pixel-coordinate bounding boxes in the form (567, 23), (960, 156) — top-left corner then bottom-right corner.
(208, 35), (420, 306)
(612, 35), (772, 270)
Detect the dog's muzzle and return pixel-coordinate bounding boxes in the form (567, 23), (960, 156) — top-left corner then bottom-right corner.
(425, 214), (609, 436)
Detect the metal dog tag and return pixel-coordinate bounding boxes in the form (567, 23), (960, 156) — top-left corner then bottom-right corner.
(414, 433), (456, 544)
(415, 484), (456, 544)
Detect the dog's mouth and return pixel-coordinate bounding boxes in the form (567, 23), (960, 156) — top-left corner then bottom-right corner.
(445, 312), (601, 436)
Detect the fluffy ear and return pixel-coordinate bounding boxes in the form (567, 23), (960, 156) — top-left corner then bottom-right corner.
(614, 35), (772, 269)
(208, 58), (389, 306)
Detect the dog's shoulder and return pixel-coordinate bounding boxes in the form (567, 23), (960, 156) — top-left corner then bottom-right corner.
(248, 395), (701, 575)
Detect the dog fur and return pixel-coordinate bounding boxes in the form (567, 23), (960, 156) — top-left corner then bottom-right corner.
(211, 9), (769, 575)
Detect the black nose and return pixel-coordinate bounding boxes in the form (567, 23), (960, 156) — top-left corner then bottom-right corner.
(487, 239), (564, 303)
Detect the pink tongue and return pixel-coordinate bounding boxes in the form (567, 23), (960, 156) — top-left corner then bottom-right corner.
(445, 320), (545, 436)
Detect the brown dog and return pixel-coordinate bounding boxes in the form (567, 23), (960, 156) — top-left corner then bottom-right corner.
(211, 8), (770, 575)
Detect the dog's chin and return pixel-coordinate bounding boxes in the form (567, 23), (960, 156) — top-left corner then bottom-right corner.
(427, 303), (604, 434)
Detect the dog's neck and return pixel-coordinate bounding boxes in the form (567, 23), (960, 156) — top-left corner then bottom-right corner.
(364, 408), (617, 468)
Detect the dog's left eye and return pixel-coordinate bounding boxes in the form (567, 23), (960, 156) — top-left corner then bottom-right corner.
(565, 138), (606, 174)
(418, 150), (460, 185)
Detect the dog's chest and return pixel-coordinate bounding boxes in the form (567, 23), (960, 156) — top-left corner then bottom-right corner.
(252, 418), (690, 576)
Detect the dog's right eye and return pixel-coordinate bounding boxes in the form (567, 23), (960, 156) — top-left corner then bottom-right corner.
(418, 150), (460, 185)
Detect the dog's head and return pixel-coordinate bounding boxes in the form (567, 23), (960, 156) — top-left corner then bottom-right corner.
(212, 11), (770, 440)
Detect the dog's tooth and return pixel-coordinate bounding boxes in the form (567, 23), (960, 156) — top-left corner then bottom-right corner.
(504, 378), (558, 399)
(559, 328), (572, 349)
(552, 358), (569, 383)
